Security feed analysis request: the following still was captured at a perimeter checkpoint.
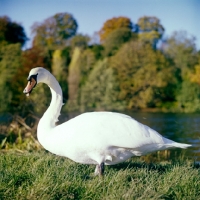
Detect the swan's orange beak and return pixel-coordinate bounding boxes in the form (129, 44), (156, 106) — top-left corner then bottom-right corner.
(23, 78), (37, 97)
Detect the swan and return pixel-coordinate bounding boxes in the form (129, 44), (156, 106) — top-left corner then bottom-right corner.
(23, 67), (191, 175)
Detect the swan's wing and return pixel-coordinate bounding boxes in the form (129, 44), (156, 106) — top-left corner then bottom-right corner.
(54, 112), (168, 149)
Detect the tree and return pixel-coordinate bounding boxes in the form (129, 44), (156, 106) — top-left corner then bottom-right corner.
(69, 34), (90, 50)
(137, 16), (164, 48)
(99, 17), (133, 42)
(66, 47), (97, 111)
(0, 43), (22, 112)
(103, 28), (135, 56)
(52, 49), (69, 101)
(190, 55), (200, 85)
(0, 16), (27, 47)
(176, 80), (200, 112)
(110, 41), (176, 109)
(17, 46), (52, 115)
(89, 44), (104, 60)
(164, 31), (198, 78)
(80, 59), (122, 111)
(162, 31), (199, 112)
(67, 48), (82, 110)
(32, 12), (78, 49)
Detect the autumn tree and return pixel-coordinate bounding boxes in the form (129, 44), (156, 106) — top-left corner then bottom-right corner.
(190, 54), (200, 85)
(16, 46), (51, 115)
(103, 28), (134, 56)
(0, 16), (27, 47)
(99, 17), (133, 42)
(110, 41), (176, 109)
(137, 16), (164, 48)
(32, 13), (78, 49)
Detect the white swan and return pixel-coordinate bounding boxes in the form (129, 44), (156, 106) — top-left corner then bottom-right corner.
(23, 67), (191, 175)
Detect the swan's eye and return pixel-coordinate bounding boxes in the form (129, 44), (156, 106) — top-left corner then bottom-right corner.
(27, 74), (38, 82)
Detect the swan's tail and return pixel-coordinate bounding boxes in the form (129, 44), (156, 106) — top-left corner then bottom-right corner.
(163, 137), (192, 149)
(172, 142), (192, 149)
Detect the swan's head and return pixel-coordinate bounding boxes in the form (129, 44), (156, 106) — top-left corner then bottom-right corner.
(23, 67), (50, 96)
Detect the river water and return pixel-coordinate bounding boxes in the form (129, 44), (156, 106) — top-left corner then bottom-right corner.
(65, 111), (200, 162)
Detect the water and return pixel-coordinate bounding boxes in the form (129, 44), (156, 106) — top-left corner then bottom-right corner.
(65, 111), (200, 162)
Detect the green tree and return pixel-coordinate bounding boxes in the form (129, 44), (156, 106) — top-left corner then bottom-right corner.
(164, 31), (198, 78)
(0, 16), (27, 47)
(176, 80), (200, 112)
(99, 17), (133, 42)
(67, 47), (96, 111)
(89, 44), (104, 60)
(0, 43), (22, 112)
(176, 53), (200, 112)
(80, 59), (122, 111)
(163, 31), (199, 112)
(69, 34), (90, 50)
(32, 12), (78, 49)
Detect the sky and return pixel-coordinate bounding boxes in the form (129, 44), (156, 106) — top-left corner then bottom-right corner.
(0, 0), (200, 49)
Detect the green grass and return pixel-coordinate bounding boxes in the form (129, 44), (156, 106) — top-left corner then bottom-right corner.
(0, 151), (200, 200)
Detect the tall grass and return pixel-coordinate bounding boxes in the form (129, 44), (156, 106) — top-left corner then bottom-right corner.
(0, 151), (200, 199)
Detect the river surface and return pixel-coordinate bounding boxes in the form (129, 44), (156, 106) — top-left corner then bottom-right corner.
(65, 111), (200, 162)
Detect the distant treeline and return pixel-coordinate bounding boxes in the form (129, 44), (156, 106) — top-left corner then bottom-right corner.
(0, 13), (200, 116)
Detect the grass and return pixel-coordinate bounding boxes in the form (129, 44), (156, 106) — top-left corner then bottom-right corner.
(0, 151), (200, 200)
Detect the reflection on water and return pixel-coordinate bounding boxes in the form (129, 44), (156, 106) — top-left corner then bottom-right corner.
(65, 111), (200, 162)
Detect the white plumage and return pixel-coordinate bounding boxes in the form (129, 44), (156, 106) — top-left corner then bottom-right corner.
(23, 67), (191, 175)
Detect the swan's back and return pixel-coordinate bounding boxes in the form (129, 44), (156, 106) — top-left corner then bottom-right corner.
(60, 112), (167, 145)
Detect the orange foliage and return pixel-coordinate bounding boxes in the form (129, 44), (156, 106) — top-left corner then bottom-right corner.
(99, 17), (133, 42)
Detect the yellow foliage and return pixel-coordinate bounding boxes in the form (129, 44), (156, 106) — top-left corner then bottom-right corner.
(99, 16), (132, 42)
(67, 48), (82, 109)
(138, 31), (160, 43)
(190, 64), (200, 85)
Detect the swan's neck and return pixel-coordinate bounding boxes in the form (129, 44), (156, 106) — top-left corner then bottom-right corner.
(37, 73), (63, 143)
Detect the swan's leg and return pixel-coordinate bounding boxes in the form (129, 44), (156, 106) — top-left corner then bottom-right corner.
(94, 162), (105, 176)
(94, 165), (99, 176)
(99, 162), (105, 176)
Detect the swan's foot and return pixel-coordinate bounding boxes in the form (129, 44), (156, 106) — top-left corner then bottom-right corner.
(94, 163), (105, 176)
